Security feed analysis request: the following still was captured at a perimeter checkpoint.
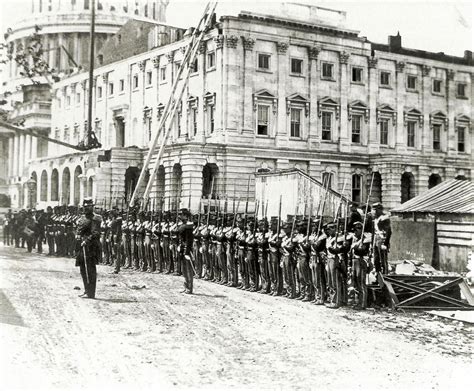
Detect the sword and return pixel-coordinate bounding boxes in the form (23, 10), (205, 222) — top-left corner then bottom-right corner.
(82, 245), (90, 285)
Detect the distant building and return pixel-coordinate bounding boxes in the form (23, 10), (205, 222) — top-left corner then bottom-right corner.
(0, 0), (170, 207)
(7, 4), (474, 211)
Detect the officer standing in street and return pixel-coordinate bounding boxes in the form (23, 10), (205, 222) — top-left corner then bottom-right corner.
(178, 208), (194, 294)
(75, 198), (102, 299)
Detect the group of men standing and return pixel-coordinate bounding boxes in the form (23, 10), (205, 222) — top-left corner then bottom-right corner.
(2, 198), (391, 309)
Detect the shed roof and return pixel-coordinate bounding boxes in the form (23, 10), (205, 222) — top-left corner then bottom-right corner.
(391, 179), (474, 214)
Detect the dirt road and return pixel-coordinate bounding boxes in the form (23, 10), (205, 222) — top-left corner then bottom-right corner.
(0, 245), (472, 390)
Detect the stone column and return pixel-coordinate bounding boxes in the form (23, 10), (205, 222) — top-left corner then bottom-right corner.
(367, 57), (379, 153)
(8, 137), (14, 178)
(12, 135), (19, 177)
(31, 136), (38, 159)
(18, 134), (25, 176)
(338, 52), (350, 152)
(395, 61), (406, 152)
(25, 135), (32, 162)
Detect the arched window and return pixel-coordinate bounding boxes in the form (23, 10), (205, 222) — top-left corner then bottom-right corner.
(40, 170), (48, 201)
(51, 169), (59, 201)
(87, 177), (94, 198)
(202, 163), (218, 198)
(401, 172), (416, 203)
(73, 166), (83, 205)
(62, 167), (71, 205)
(156, 165), (165, 203)
(428, 174), (441, 189)
(172, 164), (182, 209)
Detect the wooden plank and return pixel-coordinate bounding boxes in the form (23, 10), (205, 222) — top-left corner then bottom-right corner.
(384, 281), (399, 307)
(385, 275), (461, 281)
(396, 278), (464, 307)
(437, 224), (474, 233)
(389, 278), (467, 307)
(437, 237), (471, 246)
(437, 231), (472, 240)
(398, 306), (474, 311)
(459, 281), (474, 306)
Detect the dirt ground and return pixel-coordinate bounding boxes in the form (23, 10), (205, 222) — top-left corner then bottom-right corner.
(0, 244), (472, 391)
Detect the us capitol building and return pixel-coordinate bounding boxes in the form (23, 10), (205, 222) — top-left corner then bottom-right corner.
(1, 2), (472, 211)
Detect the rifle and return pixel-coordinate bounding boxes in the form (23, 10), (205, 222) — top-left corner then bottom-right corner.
(232, 198), (240, 229)
(197, 198), (202, 227)
(277, 194), (282, 236)
(290, 203), (298, 238)
(334, 177), (348, 242)
(361, 172), (375, 235)
(206, 177), (214, 228)
(315, 175), (330, 238)
(253, 199), (260, 235)
(243, 176), (250, 232)
(176, 178), (182, 224)
(306, 183), (313, 241)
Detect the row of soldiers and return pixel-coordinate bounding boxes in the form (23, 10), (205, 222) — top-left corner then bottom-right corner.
(3, 199), (391, 308)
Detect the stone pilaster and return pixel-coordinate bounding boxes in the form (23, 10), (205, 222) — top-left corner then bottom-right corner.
(308, 46), (320, 149)
(338, 162), (352, 200)
(395, 61), (406, 153)
(421, 66), (432, 153)
(368, 57), (379, 153)
(338, 52), (350, 152)
(13, 135), (19, 177)
(380, 162), (402, 210)
(446, 69), (456, 155)
(276, 41), (289, 144)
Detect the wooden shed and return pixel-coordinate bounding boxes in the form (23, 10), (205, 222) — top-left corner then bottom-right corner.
(390, 179), (474, 273)
(255, 168), (348, 220)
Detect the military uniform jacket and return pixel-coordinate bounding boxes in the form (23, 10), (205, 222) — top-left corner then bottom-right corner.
(75, 213), (102, 266)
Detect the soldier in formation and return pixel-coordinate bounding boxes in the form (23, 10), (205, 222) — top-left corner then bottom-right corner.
(7, 192), (391, 309)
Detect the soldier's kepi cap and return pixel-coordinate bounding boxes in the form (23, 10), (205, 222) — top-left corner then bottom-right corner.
(372, 202), (383, 209)
(353, 221), (363, 229)
(323, 222), (336, 229)
(83, 198), (94, 207)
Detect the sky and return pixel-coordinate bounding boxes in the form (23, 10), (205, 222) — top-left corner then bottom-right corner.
(0, 0), (472, 57)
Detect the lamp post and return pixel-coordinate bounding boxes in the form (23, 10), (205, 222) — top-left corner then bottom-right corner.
(26, 177), (37, 209)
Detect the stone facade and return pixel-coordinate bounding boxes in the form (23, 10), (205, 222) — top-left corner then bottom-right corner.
(23, 7), (474, 211)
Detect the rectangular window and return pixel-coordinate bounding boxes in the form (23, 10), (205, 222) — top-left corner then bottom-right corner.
(380, 71), (390, 86)
(290, 108), (301, 138)
(379, 119), (388, 145)
(322, 172), (332, 189)
(192, 107), (198, 135)
(146, 117), (152, 141)
(160, 67), (166, 81)
(352, 67), (363, 83)
(291, 58), (303, 74)
(257, 104), (269, 135)
(119, 79), (124, 92)
(108, 82), (114, 96)
(322, 62), (334, 79)
(433, 124), (441, 151)
(175, 62), (181, 78)
(191, 58), (198, 73)
(407, 75), (417, 90)
(76, 92), (80, 104)
(321, 112), (332, 141)
(209, 106), (215, 134)
(133, 74), (138, 89)
(84, 0), (89, 10)
(207, 52), (215, 69)
(258, 54), (270, 70)
(64, 127), (70, 142)
(433, 79), (442, 93)
(351, 115), (361, 143)
(177, 111), (182, 136)
(352, 175), (361, 204)
(146, 71), (152, 85)
(457, 83), (466, 97)
(457, 127), (465, 152)
(407, 121), (416, 147)
(66, 95), (71, 106)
